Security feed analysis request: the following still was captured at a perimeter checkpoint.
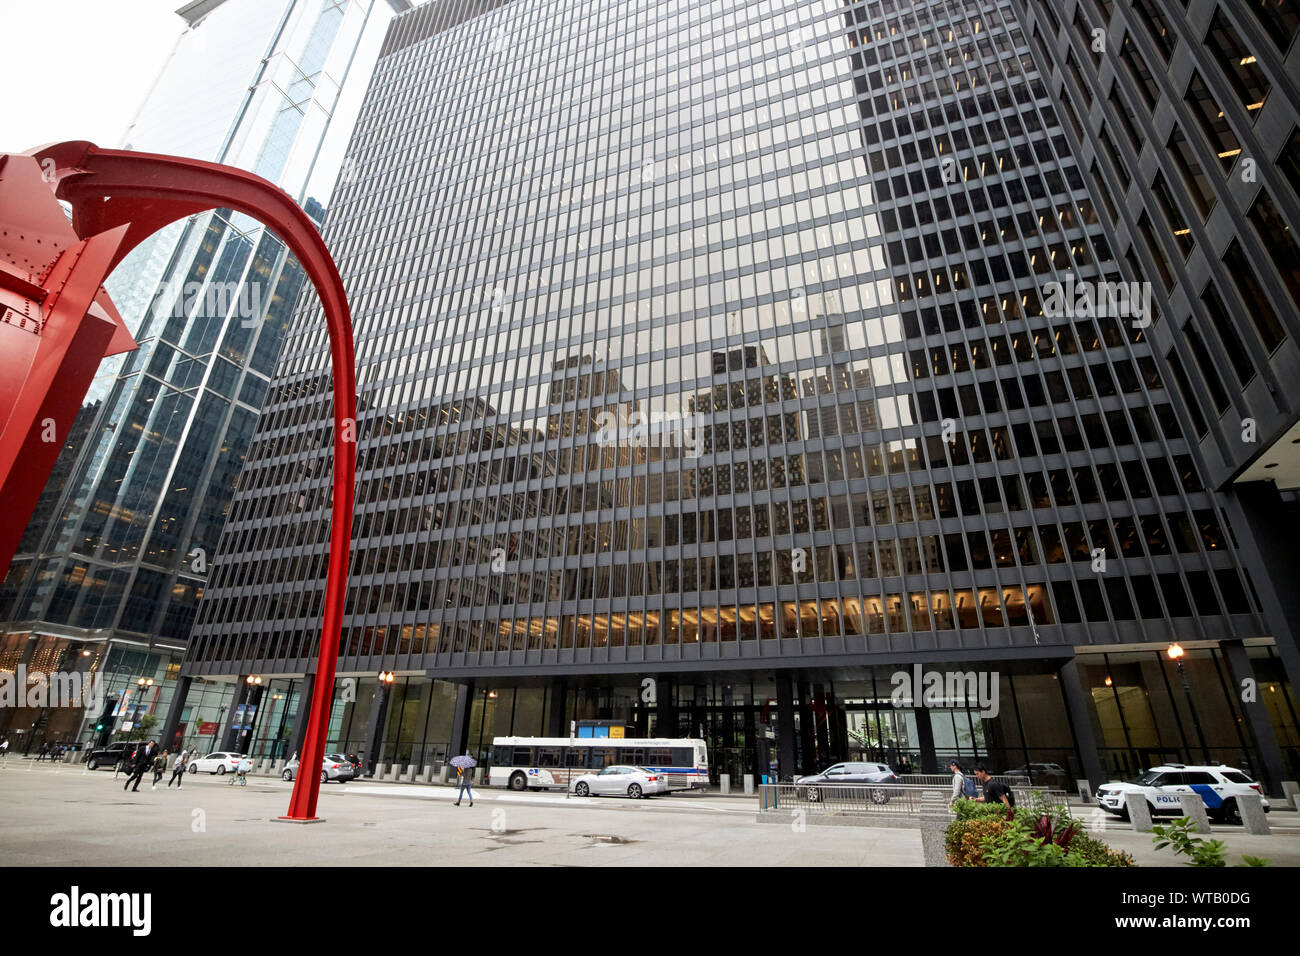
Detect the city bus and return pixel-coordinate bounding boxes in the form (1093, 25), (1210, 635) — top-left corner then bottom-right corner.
(488, 736), (709, 792)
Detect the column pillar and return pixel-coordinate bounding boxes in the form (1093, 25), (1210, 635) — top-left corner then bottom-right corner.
(362, 680), (392, 777)
(655, 674), (676, 738)
(914, 700), (938, 774)
(1222, 483), (1300, 689)
(545, 678), (568, 737)
(1059, 658), (1105, 790)
(776, 674), (796, 780)
(285, 673), (315, 762)
(234, 682), (264, 757)
(448, 680), (475, 759)
(159, 675), (192, 753)
(1220, 640), (1287, 797)
(219, 678), (249, 751)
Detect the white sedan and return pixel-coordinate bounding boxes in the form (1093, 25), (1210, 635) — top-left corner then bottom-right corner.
(571, 765), (669, 799)
(188, 751), (245, 775)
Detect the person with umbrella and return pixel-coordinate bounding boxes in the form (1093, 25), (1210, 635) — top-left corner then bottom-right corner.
(450, 751), (476, 807)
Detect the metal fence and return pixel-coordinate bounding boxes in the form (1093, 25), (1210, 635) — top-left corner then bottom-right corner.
(758, 782), (1070, 816)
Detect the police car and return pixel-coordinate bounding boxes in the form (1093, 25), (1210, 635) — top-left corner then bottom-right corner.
(1096, 764), (1270, 824)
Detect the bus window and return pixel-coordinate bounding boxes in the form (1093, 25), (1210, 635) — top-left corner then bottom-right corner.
(538, 747), (562, 767)
(592, 748), (617, 768)
(493, 746), (511, 765)
(565, 748), (588, 768)
(648, 748), (672, 766)
(624, 748), (646, 765)
(672, 747), (693, 767)
(511, 746), (535, 765)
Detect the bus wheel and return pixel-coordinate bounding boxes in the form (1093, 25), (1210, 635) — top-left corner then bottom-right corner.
(509, 772), (527, 792)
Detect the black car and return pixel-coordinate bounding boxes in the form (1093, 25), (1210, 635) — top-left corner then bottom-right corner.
(85, 741), (136, 771)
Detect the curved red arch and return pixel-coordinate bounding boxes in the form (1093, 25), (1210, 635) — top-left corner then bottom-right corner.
(31, 142), (354, 821)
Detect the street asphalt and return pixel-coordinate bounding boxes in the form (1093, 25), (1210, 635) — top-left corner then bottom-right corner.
(2, 757), (1298, 866)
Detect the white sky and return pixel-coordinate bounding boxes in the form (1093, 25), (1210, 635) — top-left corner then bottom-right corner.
(3, 0), (186, 153)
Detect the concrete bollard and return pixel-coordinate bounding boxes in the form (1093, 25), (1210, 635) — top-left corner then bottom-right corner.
(720, 773), (730, 795)
(372, 762), (387, 780)
(1282, 780), (1298, 805)
(743, 774), (753, 796)
(1124, 793), (1155, 832)
(438, 766), (449, 785)
(918, 793), (952, 867)
(1293, 794), (1300, 815)
(1177, 793), (1212, 833)
(402, 764), (417, 782)
(1236, 793), (1270, 834)
(386, 764), (400, 782)
(421, 766), (435, 784)
(1075, 779), (1091, 802)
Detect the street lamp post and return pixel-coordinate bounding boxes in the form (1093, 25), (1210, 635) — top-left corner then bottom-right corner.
(1166, 643), (1209, 763)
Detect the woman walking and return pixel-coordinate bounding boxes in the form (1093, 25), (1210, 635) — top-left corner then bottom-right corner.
(167, 749), (187, 789)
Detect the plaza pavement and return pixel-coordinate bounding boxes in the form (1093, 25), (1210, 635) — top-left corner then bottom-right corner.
(2, 758), (1297, 866)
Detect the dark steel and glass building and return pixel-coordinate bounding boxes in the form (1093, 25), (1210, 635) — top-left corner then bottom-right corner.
(1011, 0), (1300, 785)
(0, 0), (408, 753)
(179, 0), (1299, 791)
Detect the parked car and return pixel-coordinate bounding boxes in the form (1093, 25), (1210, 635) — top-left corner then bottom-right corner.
(1003, 762), (1069, 784)
(1096, 765), (1270, 824)
(795, 762), (898, 803)
(85, 741), (136, 771)
(188, 751), (245, 775)
(571, 765), (668, 799)
(282, 754), (355, 784)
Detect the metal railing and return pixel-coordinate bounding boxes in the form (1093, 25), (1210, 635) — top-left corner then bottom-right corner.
(758, 782), (1070, 816)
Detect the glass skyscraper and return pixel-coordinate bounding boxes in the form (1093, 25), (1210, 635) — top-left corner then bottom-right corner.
(180, 0), (1297, 790)
(0, 0), (409, 754)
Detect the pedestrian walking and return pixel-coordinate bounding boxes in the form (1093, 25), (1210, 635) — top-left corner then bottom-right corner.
(116, 745), (135, 778)
(0, 738), (9, 764)
(123, 740), (158, 792)
(450, 751), (476, 807)
(36, 742), (49, 762)
(973, 763), (1016, 809)
(168, 750), (187, 789)
(151, 749), (169, 789)
(948, 759), (977, 807)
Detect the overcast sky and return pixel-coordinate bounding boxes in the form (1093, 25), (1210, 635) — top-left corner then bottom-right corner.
(3, 0), (185, 153)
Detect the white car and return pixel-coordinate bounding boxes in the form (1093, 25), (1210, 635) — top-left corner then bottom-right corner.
(188, 751), (246, 775)
(1096, 765), (1270, 824)
(571, 765), (668, 799)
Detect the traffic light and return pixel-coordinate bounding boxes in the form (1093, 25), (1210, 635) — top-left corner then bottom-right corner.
(92, 694), (119, 748)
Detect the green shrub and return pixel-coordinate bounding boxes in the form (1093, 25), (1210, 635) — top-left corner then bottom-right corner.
(945, 791), (1133, 867)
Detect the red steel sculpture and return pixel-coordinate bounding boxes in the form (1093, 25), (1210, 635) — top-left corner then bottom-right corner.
(0, 143), (355, 821)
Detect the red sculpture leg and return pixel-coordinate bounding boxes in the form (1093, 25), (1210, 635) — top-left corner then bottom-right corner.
(0, 142), (355, 821)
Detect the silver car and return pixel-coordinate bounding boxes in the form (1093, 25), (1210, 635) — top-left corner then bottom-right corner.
(282, 754), (355, 784)
(571, 765), (668, 799)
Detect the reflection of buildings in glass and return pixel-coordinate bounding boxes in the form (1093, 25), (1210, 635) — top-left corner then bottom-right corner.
(176, 0), (1296, 789)
(0, 0), (407, 751)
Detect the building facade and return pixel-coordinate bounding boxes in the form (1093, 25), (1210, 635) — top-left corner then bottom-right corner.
(0, 0), (409, 754)
(179, 0), (1298, 790)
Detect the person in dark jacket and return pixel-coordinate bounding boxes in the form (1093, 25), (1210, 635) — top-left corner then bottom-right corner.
(150, 750), (169, 790)
(123, 740), (158, 792)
